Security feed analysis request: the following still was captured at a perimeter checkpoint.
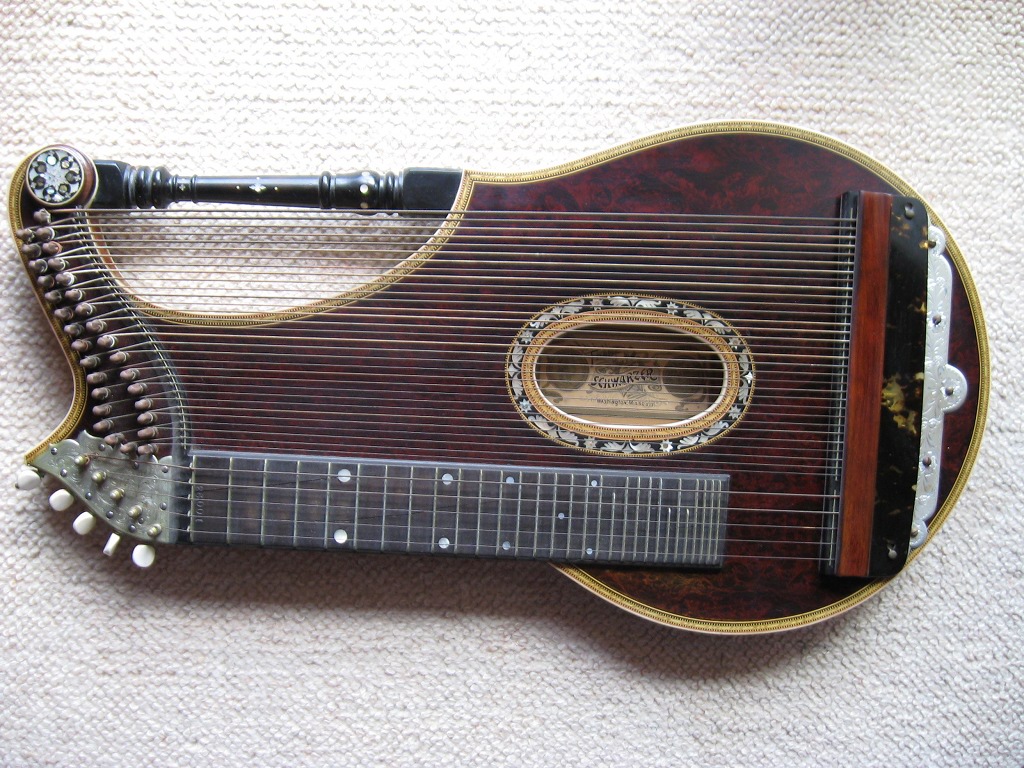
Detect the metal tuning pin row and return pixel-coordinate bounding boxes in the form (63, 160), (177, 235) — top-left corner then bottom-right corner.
(14, 465), (157, 568)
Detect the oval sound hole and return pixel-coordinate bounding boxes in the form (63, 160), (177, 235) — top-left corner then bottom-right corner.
(535, 323), (725, 428)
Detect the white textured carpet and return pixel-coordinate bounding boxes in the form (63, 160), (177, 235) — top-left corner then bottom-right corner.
(1, 2), (1021, 766)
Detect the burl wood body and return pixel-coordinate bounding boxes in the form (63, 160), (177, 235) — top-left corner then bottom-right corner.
(151, 128), (984, 631)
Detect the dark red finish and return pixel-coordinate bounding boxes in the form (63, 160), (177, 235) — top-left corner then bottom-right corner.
(146, 130), (984, 625)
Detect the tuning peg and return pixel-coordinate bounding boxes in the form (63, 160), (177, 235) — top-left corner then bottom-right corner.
(15, 467), (41, 490)
(131, 544), (156, 568)
(102, 533), (120, 557)
(49, 488), (75, 511)
(72, 511), (96, 535)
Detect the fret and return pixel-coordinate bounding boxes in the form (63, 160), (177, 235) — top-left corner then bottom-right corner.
(513, 470), (524, 556)
(496, 471), (521, 557)
(229, 456), (264, 545)
(190, 453), (229, 544)
(326, 461), (357, 549)
(453, 467), (464, 552)
(694, 478), (706, 565)
(531, 471), (545, 558)
(349, 463), (383, 552)
(262, 459), (299, 548)
(644, 474), (656, 564)
(431, 467), (460, 554)
(671, 479), (679, 561)
(464, 467), (484, 556)
(405, 465), (436, 554)
(429, 467), (439, 552)
(383, 463), (410, 552)
(294, 459), (329, 548)
(187, 450), (730, 568)
(565, 475), (581, 561)
(552, 473), (573, 561)
(477, 468), (502, 555)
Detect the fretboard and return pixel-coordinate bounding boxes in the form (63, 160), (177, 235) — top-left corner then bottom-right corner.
(188, 451), (729, 568)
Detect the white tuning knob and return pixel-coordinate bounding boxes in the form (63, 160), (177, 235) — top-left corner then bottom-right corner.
(72, 511), (96, 535)
(131, 544), (156, 568)
(48, 489), (75, 512)
(102, 533), (120, 557)
(15, 467), (41, 490)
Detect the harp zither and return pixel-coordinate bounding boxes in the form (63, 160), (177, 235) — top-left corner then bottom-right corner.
(10, 123), (985, 633)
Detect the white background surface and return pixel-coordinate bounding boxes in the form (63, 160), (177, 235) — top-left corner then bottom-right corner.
(1, 2), (1021, 766)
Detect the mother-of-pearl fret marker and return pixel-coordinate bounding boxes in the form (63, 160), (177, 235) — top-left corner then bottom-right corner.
(438, 537), (450, 549)
(333, 528), (348, 544)
(336, 468), (352, 483)
(505, 476), (515, 484)
(441, 473), (454, 486)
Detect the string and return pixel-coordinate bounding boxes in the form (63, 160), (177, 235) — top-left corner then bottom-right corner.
(80, 450), (838, 558)
(25, 207), (856, 561)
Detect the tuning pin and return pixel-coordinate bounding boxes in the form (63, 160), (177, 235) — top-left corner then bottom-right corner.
(49, 488), (75, 511)
(33, 209), (51, 224)
(15, 467), (41, 490)
(131, 544), (156, 568)
(102, 533), (120, 557)
(72, 511), (96, 535)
